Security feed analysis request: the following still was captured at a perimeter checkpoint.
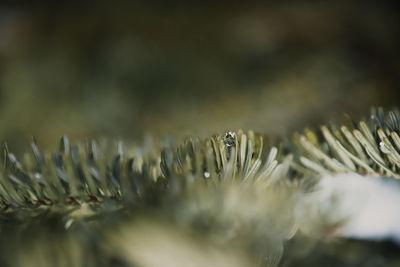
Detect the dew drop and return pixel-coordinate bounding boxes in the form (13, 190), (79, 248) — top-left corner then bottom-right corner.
(223, 131), (236, 147)
(64, 219), (73, 230)
(380, 142), (391, 154)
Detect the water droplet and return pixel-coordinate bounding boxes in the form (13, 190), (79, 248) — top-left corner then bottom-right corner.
(204, 171), (210, 178)
(64, 219), (73, 230)
(380, 142), (391, 154)
(223, 131), (236, 147)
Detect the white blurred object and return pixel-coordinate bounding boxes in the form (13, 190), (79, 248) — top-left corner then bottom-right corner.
(300, 174), (400, 243)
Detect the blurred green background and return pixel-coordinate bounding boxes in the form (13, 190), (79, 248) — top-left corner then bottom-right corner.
(0, 1), (399, 153)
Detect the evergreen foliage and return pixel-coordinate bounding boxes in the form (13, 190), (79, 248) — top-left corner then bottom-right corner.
(0, 107), (399, 266)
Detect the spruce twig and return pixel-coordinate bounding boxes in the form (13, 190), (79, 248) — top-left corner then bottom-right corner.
(294, 107), (400, 179)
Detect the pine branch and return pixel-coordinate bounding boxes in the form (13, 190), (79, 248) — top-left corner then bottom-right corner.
(1, 107), (400, 267)
(294, 107), (400, 178)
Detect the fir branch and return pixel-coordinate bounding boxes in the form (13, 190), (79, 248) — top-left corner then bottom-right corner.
(1, 107), (400, 267)
(294, 107), (400, 179)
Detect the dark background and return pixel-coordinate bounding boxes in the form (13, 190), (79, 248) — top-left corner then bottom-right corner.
(0, 1), (399, 152)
